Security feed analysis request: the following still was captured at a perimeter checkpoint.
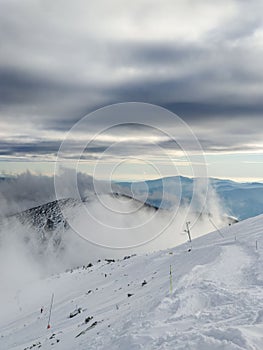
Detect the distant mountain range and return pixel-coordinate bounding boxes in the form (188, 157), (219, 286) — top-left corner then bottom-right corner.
(210, 178), (263, 220)
(1, 173), (262, 222)
(116, 176), (263, 220)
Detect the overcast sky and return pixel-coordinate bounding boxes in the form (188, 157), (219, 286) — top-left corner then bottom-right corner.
(0, 0), (263, 181)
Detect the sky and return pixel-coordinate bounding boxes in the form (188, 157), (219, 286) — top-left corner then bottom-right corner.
(0, 0), (263, 182)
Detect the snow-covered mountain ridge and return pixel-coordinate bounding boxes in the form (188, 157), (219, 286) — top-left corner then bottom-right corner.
(0, 191), (236, 272)
(1, 213), (263, 349)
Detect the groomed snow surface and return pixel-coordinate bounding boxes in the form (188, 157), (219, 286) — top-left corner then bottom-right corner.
(1, 214), (263, 350)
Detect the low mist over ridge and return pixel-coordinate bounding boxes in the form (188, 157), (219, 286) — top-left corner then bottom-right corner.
(0, 170), (233, 289)
(0, 170), (261, 290)
(1, 171), (262, 219)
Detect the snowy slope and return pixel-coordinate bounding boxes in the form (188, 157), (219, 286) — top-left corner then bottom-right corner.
(0, 192), (234, 278)
(1, 214), (263, 350)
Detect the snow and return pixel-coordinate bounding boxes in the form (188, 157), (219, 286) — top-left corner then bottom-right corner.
(1, 214), (263, 349)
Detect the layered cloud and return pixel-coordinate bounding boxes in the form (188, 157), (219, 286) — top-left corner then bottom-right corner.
(0, 0), (263, 166)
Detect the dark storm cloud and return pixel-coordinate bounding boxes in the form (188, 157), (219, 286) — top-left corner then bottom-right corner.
(0, 0), (263, 160)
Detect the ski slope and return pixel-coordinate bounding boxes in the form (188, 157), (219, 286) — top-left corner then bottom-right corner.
(1, 214), (263, 350)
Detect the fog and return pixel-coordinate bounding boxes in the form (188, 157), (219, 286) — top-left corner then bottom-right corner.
(0, 170), (98, 216)
(0, 171), (229, 321)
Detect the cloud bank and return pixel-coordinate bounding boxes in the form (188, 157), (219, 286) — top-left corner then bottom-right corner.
(0, 0), (263, 163)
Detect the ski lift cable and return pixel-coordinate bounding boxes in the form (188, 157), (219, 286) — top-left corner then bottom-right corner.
(208, 217), (224, 238)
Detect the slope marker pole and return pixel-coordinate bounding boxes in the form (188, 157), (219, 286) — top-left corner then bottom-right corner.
(169, 265), (173, 295)
(47, 293), (54, 329)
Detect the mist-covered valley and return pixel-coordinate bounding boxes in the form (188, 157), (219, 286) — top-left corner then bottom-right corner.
(1, 170), (261, 300)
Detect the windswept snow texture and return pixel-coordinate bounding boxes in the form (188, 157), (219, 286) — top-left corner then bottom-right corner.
(1, 214), (263, 349)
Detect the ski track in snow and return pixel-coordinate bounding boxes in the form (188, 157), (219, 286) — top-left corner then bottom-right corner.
(1, 215), (263, 349)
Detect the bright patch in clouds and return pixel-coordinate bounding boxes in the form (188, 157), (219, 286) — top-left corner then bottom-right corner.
(0, 0), (263, 181)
